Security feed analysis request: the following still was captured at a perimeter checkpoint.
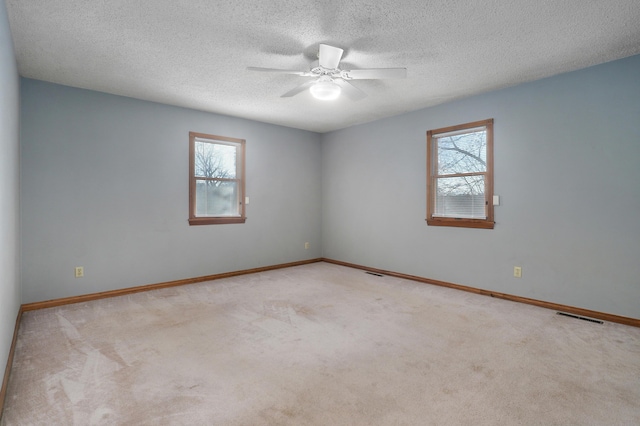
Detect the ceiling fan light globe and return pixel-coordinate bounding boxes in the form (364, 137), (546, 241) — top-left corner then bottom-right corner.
(310, 80), (341, 101)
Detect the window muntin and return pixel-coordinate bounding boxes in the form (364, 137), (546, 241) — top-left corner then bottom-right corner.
(427, 119), (494, 229)
(189, 132), (246, 225)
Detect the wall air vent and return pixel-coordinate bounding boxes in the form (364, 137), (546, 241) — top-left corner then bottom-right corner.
(556, 312), (603, 324)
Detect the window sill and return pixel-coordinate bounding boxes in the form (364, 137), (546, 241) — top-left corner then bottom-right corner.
(189, 216), (246, 225)
(426, 218), (494, 229)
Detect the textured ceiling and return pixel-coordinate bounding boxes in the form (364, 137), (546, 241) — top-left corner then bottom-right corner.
(6, 0), (640, 133)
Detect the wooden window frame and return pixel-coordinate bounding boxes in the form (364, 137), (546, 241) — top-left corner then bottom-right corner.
(426, 119), (494, 229)
(189, 132), (246, 225)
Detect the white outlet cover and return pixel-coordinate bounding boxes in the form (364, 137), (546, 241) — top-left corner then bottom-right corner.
(245, 196), (249, 205)
(493, 195), (500, 206)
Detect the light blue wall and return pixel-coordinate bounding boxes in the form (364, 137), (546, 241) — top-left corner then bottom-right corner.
(322, 55), (640, 319)
(0, 0), (21, 385)
(18, 54), (640, 319)
(20, 80), (322, 303)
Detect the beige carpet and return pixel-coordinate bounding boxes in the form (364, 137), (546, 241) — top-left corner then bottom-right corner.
(2, 262), (640, 425)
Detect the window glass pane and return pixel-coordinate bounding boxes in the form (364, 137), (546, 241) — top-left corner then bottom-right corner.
(194, 141), (237, 179)
(436, 129), (486, 175)
(434, 175), (486, 219)
(195, 180), (239, 217)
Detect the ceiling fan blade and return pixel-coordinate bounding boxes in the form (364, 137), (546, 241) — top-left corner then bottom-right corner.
(344, 68), (407, 80)
(318, 44), (344, 69)
(333, 79), (367, 101)
(247, 67), (309, 76)
(281, 80), (316, 97)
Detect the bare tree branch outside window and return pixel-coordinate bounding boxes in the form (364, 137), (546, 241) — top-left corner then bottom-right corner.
(437, 131), (486, 198)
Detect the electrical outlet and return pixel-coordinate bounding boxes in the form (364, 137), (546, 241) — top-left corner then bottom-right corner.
(304, 242), (310, 250)
(513, 266), (522, 278)
(75, 266), (84, 278)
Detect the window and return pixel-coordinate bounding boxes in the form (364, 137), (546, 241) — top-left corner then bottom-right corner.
(426, 119), (494, 229)
(189, 132), (246, 225)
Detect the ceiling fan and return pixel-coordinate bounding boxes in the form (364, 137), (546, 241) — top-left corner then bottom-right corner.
(247, 44), (407, 101)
